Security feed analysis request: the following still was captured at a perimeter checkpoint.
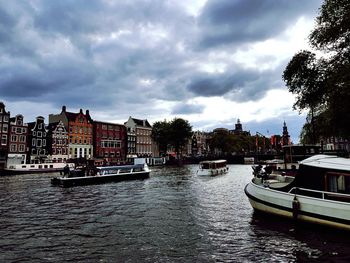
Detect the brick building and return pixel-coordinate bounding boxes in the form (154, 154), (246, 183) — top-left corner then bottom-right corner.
(49, 106), (93, 159)
(93, 121), (127, 164)
(0, 102), (10, 169)
(7, 114), (28, 166)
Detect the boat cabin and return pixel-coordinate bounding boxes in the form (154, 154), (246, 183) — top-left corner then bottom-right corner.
(200, 160), (227, 169)
(295, 155), (350, 194)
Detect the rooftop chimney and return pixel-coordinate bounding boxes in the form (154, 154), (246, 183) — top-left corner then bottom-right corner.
(62, 105), (66, 112)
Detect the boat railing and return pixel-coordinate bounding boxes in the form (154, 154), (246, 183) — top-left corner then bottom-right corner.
(288, 187), (350, 202)
(96, 164), (145, 175)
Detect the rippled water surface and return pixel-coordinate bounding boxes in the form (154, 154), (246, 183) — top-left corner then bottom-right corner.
(1, 165), (350, 262)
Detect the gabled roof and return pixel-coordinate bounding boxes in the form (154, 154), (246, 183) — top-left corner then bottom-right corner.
(131, 118), (151, 128)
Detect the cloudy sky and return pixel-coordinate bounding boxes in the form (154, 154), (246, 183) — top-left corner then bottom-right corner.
(0, 0), (323, 142)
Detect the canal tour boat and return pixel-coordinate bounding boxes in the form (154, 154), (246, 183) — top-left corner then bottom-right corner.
(197, 160), (229, 176)
(245, 154), (350, 230)
(4, 162), (75, 175)
(51, 159), (150, 187)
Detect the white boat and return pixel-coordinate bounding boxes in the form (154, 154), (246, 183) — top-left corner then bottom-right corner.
(4, 162), (75, 175)
(51, 158), (150, 187)
(245, 155), (350, 230)
(244, 157), (255, 164)
(197, 160), (229, 176)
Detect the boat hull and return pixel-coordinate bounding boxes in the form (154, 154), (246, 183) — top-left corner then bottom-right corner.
(197, 167), (229, 176)
(245, 181), (350, 230)
(51, 171), (150, 187)
(4, 168), (64, 175)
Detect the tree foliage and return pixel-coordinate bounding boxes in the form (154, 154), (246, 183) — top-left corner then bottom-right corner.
(283, 0), (350, 141)
(169, 118), (193, 156)
(151, 118), (193, 157)
(151, 121), (170, 155)
(209, 131), (262, 155)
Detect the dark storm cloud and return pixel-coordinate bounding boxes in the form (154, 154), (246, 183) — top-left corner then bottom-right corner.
(186, 67), (281, 101)
(197, 0), (322, 48)
(0, 0), (322, 127)
(187, 67), (260, 97)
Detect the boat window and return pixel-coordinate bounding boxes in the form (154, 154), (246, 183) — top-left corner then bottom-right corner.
(326, 172), (350, 193)
(201, 163), (210, 169)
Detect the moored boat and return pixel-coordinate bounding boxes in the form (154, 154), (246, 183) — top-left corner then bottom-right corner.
(51, 159), (150, 187)
(197, 159), (228, 176)
(3, 162), (75, 175)
(245, 154), (350, 230)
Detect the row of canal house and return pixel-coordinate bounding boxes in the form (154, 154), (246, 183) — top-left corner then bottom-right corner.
(0, 102), (157, 168)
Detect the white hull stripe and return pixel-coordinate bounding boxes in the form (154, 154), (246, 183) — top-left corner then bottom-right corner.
(244, 184), (350, 226)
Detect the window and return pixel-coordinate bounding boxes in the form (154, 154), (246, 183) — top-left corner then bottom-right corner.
(327, 172), (350, 193)
(38, 123), (42, 129)
(2, 124), (8, 132)
(33, 131), (36, 136)
(32, 138), (36, 146)
(10, 144), (17, 152)
(16, 127), (22, 134)
(11, 135), (18, 142)
(19, 144), (25, 152)
(37, 139), (42, 147)
(43, 139), (46, 146)
(37, 131), (42, 137)
(19, 135), (26, 143)
(22, 128), (27, 133)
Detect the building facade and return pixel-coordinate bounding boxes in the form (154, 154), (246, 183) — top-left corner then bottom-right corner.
(0, 102), (10, 169)
(7, 115), (28, 166)
(93, 121), (127, 164)
(47, 120), (69, 163)
(27, 116), (49, 163)
(192, 131), (209, 156)
(125, 117), (153, 157)
(49, 106), (93, 159)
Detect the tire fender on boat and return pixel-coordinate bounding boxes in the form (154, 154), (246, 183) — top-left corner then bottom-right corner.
(292, 195), (300, 220)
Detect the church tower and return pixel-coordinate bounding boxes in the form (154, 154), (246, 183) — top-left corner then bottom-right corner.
(282, 121), (290, 146)
(234, 118), (243, 135)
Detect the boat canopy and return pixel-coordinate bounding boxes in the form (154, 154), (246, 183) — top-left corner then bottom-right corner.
(299, 154), (350, 171)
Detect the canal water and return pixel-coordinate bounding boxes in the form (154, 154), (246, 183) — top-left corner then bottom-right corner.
(1, 165), (350, 262)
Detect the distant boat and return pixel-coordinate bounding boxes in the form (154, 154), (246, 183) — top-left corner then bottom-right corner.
(245, 154), (350, 230)
(197, 159), (228, 176)
(51, 159), (150, 187)
(244, 157), (255, 164)
(4, 162), (75, 175)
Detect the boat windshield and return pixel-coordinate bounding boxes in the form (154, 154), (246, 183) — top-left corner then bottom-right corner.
(200, 161), (226, 169)
(201, 163), (210, 169)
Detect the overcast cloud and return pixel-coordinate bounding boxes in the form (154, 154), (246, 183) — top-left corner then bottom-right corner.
(0, 0), (323, 142)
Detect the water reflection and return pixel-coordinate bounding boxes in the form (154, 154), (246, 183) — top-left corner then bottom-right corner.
(1, 165), (350, 262)
(250, 211), (350, 262)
